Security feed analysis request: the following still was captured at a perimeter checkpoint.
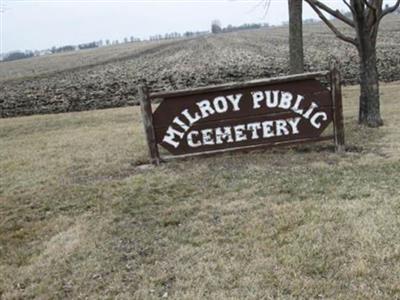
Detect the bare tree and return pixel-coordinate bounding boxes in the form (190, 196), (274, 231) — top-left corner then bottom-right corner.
(211, 20), (222, 34)
(305, 0), (400, 127)
(264, 0), (304, 74)
(289, 0), (304, 74)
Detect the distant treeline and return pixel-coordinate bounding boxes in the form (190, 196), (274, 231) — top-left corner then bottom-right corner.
(2, 51), (35, 62)
(0, 30), (202, 62)
(223, 23), (270, 32)
(0, 38), (142, 62)
(149, 31), (208, 41)
(211, 20), (270, 34)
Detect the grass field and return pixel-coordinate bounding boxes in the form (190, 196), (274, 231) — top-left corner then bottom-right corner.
(1, 82), (400, 299)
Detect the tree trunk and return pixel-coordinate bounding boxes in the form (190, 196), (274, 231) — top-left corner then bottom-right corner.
(289, 0), (304, 74)
(357, 27), (383, 127)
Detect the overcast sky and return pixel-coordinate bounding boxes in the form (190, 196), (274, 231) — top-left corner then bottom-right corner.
(0, 0), (397, 53)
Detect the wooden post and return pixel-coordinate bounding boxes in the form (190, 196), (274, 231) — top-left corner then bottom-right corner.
(138, 83), (161, 165)
(330, 60), (345, 153)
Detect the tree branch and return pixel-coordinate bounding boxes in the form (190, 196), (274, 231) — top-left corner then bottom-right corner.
(379, 0), (400, 20)
(263, 0), (272, 19)
(362, 0), (375, 11)
(342, 0), (355, 15)
(307, 0), (355, 27)
(363, 0), (379, 29)
(305, 0), (358, 46)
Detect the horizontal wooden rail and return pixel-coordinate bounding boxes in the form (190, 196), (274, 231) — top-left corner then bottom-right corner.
(149, 71), (330, 100)
(161, 135), (334, 161)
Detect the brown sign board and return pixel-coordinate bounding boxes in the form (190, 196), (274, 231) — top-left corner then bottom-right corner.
(139, 63), (344, 165)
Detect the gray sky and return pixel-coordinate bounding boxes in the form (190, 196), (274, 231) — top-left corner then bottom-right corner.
(0, 0), (397, 53)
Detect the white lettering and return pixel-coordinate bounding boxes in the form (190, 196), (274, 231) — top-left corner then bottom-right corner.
(303, 102), (318, 119)
(201, 128), (215, 145)
(163, 126), (184, 148)
(213, 96), (228, 113)
(164, 89), (328, 150)
(215, 127), (234, 144)
(173, 116), (189, 131)
(279, 92), (293, 109)
(226, 94), (242, 111)
(310, 112), (327, 128)
(287, 117), (301, 134)
(197, 100), (215, 118)
(291, 95), (304, 115)
(266, 91), (280, 108)
(262, 121), (274, 138)
(251, 91), (264, 109)
(187, 131), (201, 147)
(182, 109), (201, 125)
(247, 122), (261, 139)
(234, 125), (247, 142)
(275, 120), (289, 136)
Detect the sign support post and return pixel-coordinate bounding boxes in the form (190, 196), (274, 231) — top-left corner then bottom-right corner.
(330, 60), (345, 153)
(138, 83), (161, 165)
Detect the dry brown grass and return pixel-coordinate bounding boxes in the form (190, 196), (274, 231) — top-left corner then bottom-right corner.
(1, 82), (400, 299)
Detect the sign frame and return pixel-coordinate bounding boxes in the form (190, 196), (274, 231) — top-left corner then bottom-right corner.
(138, 61), (344, 165)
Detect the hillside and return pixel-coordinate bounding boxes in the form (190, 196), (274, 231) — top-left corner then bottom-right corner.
(1, 15), (399, 118)
(1, 82), (400, 298)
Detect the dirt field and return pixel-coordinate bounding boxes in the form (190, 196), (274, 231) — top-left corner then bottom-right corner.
(1, 82), (400, 299)
(1, 15), (399, 117)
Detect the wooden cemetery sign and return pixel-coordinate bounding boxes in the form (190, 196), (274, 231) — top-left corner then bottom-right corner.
(139, 62), (344, 165)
